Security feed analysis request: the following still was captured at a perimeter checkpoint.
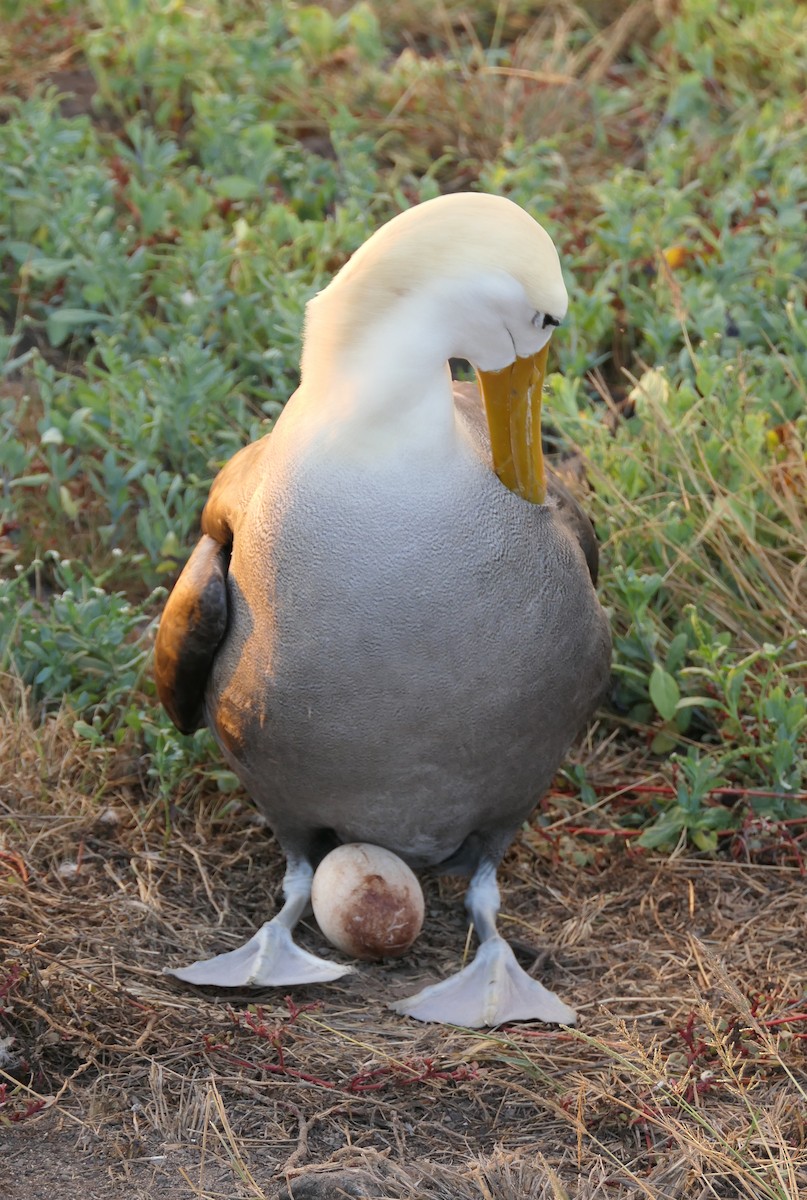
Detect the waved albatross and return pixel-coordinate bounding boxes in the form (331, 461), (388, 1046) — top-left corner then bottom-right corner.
(155, 192), (611, 1027)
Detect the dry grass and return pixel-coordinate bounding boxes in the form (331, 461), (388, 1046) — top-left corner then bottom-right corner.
(269, 0), (670, 193)
(2, 679), (805, 1199)
(0, 1), (98, 119)
(586, 361), (807, 652)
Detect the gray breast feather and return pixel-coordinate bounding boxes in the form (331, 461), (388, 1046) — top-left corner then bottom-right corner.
(204, 405), (611, 870)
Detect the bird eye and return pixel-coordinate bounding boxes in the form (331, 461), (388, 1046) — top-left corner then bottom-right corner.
(532, 312), (561, 330)
(542, 313), (560, 329)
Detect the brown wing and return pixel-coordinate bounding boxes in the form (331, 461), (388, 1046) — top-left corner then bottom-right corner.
(545, 470), (599, 586)
(154, 535), (230, 733)
(153, 435), (271, 734)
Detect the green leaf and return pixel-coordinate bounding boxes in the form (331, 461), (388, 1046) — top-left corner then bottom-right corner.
(59, 485), (79, 520)
(211, 770), (241, 793)
(725, 665), (747, 713)
(25, 256), (75, 281)
(772, 740), (795, 781)
(651, 729), (678, 754)
(73, 720), (104, 744)
(673, 705), (691, 733)
(649, 664), (681, 722)
(701, 807), (734, 830)
(638, 811), (684, 850)
(9, 473), (51, 487)
(692, 828), (718, 852)
(214, 176), (260, 201)
(3, 240), (37, 264)
(46, 308), (112, 348)
(159, 530), (182, 559)
(345, 2), (384, 62)
(666, 632), (689, 674)
(290, 5), (337, 59)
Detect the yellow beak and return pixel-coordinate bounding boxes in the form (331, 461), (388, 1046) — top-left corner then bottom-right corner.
(475, 343), (549, 505)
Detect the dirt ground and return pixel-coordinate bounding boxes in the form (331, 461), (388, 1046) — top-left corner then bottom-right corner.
(1, 703), (805, 1200)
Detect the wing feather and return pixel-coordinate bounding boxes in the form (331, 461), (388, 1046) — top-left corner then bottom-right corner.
(154, 434), (271, 733)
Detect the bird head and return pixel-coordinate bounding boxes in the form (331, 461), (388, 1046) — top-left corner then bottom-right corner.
(302, 193), (568, 503)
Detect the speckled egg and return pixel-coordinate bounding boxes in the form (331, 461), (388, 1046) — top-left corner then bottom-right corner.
(311, 843), (425, 961)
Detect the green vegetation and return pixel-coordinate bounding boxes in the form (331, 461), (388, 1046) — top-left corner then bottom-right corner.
(1, 0), (805, 843)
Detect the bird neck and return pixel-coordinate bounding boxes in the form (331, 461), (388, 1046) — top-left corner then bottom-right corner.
(298, 283), (461, 462)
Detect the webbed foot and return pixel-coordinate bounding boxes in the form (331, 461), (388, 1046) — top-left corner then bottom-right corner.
(165, 919), (351, 987)
(391, 934), (575, 1027)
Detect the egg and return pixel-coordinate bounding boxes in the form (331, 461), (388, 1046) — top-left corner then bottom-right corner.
(311, 843), (425, 961)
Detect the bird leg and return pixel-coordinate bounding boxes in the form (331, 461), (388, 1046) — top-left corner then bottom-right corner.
(165, 856), (351, 987)
(391, 859), (575, 1027)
